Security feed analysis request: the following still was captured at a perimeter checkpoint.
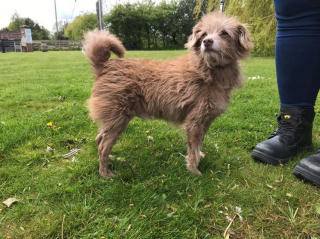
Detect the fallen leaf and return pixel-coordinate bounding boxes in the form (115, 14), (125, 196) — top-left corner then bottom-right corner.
(315, 204), (320, 215)
(3, 198), (19, 207)
(244, 179), (250, 188)
(275, 174), (284, 183)
(126, 224), (132, 232)
(236, 206), (242, 214)
(247, 223), (252, 230)
(167, 211), (176, 217)
(266, 184), (275, 190)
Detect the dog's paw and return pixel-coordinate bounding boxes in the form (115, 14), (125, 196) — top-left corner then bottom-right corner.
(187, 166), (202, 176)
(99, 168), (115, 178)
(200, 151), (205, 158)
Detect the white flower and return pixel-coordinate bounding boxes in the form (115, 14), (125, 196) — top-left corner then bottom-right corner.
(46, 146), (53, 152)
(236, 206), (242, 214)
(248, 76), (265, 80)
(236, 206), (243, 221)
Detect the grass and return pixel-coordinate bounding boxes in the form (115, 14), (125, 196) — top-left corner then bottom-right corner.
(0, 50), (320, 239)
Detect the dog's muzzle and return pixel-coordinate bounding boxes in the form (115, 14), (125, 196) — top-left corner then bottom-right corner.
(203, 38), (214, 51)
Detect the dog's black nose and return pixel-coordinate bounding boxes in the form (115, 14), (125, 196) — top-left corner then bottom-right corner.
(203, 38), (214, 47)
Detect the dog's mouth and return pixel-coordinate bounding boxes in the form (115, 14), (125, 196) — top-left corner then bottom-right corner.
(204, 46), (213, 52)
(201, 45), (215, 53)
(205, 48), (216, 54)
(203, 47), (220, 56)
(199, 46), (225, 68)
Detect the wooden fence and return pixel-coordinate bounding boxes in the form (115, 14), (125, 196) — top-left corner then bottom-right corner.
(32, 40), (83, 51)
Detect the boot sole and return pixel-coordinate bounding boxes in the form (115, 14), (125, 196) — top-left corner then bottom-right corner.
(293, 165), (320, 187)
(252, 150), (289, 165)
(252, 144), (313, 166)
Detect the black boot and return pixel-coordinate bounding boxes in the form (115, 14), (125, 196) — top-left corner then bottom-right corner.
(252, 106), (315, 165)
(293, 150), (320, 187)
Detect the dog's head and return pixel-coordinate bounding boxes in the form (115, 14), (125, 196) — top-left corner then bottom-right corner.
(185, 12), (253, 68)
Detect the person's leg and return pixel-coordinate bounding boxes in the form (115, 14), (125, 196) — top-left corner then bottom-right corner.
(275, 0), (320, 108)
(252, 0), (320, 166)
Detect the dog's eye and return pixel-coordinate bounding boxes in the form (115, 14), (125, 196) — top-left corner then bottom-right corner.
(220, 30), (229, 36)
(201, 33), (207, 38)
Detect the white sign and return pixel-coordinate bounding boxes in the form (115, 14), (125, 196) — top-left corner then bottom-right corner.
(25, 29), (32, 43)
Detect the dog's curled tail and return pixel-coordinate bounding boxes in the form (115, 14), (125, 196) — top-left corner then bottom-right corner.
(83, 29), (125, 74)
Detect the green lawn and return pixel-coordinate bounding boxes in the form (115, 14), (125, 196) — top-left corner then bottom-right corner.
(1, 51), (320, 238)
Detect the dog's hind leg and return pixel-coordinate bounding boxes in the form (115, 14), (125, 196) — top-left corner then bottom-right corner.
(97, 116), (132, 178)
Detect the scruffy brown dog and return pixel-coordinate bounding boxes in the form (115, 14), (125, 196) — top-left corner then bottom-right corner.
(83, 12), (252, 178)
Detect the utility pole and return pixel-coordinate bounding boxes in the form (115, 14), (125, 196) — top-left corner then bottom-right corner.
(220, 0), (225, 12)
(98, 0), (103, 30)
(54, 0), (59, 39)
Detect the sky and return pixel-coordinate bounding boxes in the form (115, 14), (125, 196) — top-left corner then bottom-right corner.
(0, 0), (158, 33)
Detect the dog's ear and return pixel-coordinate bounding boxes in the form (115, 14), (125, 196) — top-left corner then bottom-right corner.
(237, 24), (253, 51)
(185, 33), (197, 49)
(185, 22), (203, 50)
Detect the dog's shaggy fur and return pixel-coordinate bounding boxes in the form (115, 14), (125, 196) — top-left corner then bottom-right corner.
(83, 12), (253, 178)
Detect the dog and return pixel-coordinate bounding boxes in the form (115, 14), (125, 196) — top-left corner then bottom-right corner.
(83, 12), (253, 178)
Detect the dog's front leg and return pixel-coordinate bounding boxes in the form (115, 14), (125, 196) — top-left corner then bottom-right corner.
(185, 119), (212, 175)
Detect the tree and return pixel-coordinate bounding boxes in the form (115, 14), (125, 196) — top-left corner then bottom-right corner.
(137, 0), (156, 49)
(175, 0), (198, 45)
(104, 0), (195, 50)
(226, 0), (276, 56)
(51, 20), (69, 40)
(105, 2), (146, 49)
(64, 13), (99, 40)
(153, 1), (178, 48)
(0, 27), (9, 31)
(6, 12), (50, 40)
(7, 12), (24, 31)
(194, 0), (213, 19)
